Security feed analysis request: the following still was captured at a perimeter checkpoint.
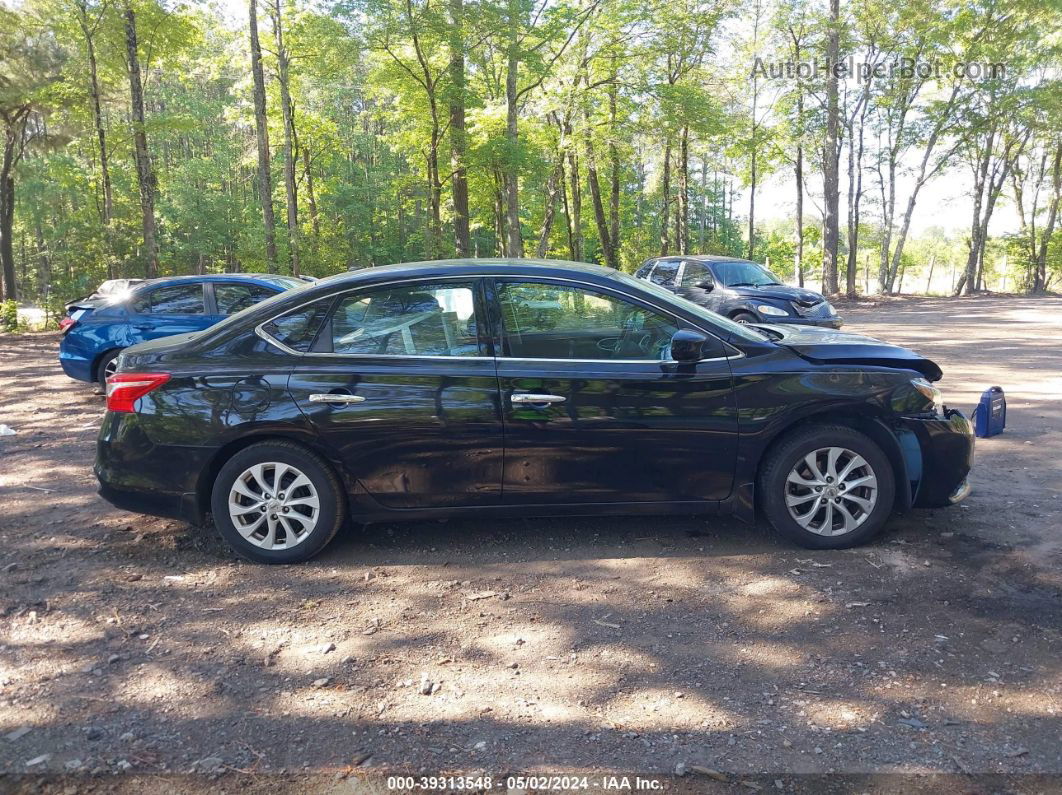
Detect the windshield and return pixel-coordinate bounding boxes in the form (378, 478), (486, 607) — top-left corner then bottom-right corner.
(713, 260), (783, 288)
(609, 271), (770, 343)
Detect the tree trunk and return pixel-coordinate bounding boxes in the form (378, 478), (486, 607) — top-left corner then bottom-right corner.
(125, 6), (159, 278)
(1033, 143), (1062, 293)
(248, 0), (278, 269)
(678, 125), (689, 256)
(795, 143), (803, 287)
(302, 145), (320, 240)
(272, 0), (300, 275)
(607, 69), (620, 263)
(565, 135), (582, 260)
(844, 109), (865, 297)
(584, 110), (616, 269)
(659, 141), (671, 256)
(699, 157), (707, 251)
(77, 2), (113, 227)
(536, 155), (563, 258)
(503, 0), (523, 258)
(0, 168), (15, 302)
(448, 0), (470, 257)
(821, 0), (840, 295)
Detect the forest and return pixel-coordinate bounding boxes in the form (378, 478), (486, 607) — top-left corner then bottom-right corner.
(1, 0), (1059, 318)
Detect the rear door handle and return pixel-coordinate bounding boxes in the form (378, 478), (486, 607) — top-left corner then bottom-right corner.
(309, 393), (366, 404)
(510, 393), (566, 405)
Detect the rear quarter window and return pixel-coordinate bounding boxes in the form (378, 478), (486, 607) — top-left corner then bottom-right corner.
(261, 298), (333, 352)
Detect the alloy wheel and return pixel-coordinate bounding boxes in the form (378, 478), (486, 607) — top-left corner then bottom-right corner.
(228, 462), (320, 549)
(784, 446), (878, 536)
(104, 357), (119, 378)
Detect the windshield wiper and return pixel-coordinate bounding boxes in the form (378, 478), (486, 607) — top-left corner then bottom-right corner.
(727, 282), (756, 287)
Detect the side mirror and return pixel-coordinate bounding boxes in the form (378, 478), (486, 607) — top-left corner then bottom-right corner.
(696, 280), (714, 291)
(670, 329), (707, 363)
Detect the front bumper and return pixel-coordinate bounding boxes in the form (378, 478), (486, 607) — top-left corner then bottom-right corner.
(901, 408), (975, 508)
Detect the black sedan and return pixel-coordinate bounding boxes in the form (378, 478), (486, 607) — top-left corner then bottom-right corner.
(95, 259), (972, 563)
(635, 255), (842, 328)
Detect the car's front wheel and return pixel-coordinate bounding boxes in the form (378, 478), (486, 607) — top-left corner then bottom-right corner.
(211, 441), (345, 563)
(731, 311), (759, 324)
(759, 425), (896, 549)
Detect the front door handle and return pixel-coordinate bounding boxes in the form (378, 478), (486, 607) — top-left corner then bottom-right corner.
(309, 393), (366, 404)
(510, 393), (566, 405)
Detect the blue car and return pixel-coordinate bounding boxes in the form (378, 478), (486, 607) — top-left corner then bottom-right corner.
(59, 273), (306, 384)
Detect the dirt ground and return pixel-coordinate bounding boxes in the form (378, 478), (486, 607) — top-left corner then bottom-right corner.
(1, 295), (1060, 793)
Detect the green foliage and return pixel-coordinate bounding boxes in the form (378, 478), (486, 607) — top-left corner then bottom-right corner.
(0, 0), (1058, 305)
(0, 300), (17, 330)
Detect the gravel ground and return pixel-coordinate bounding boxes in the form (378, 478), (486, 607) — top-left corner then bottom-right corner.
(0, 295), (1060, 793)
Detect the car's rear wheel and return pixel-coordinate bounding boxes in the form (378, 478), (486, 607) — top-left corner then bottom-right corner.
(211, 441), (345, 563)
(759, 425), (895, 549)
(95, 349), (121, 386)
(731, 311), (758, 324)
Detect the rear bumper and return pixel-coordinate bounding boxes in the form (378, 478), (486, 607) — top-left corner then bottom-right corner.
(901, 409), (975, 508)
(59, 346), (95, 382)
(97, 481), (199, 523)
(95, 412), (213, 524)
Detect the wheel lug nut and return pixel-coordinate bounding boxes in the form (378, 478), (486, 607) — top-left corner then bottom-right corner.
(264, 493), (271, 499)
(278, 493), (285, 500)
(260, 506), (267, 513)
(282, 507), (289, 513)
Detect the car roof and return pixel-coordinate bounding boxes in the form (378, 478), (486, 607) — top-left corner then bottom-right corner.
(649, 255), (758, 265)
(316, 258), (622, 288)
(131, 273), (297, 291)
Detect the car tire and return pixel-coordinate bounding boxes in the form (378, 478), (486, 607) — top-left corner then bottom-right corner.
(95, 349), (121, 386)
(759, 424), (896, 550)
(731, 311), (759, 324)
(211, 441), (345, 564)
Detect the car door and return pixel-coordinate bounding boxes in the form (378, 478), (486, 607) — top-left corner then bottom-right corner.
(492, 278), (738, 506)
(676, 260), (721, 312)
(284, 278), (503, 510)
(129, 283), (214, 340)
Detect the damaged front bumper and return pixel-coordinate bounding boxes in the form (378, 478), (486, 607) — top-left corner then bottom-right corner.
(898, 408), (975, 509)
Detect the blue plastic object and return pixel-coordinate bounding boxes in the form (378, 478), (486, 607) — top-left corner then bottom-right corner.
(973, 386), (1006, 438)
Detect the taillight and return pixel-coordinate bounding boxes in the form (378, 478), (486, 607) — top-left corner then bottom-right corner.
(105, 373), (171, 413)
(59, 316), (77, 334)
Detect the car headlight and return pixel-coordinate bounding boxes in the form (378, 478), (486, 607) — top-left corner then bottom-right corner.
(910, 377), (944, 416)
(824, 303), (836, 316)
(756, 304), (788, 317)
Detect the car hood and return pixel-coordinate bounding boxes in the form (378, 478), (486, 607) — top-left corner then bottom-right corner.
(759, 323), (943, 381)
(726, 284), (827, 306)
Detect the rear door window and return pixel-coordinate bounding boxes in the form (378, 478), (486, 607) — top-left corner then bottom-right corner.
(214, 282), (277, 315)
(329, 283), (480, 357)
(648, 260), (680, 287)
(136, 284), (206, 314)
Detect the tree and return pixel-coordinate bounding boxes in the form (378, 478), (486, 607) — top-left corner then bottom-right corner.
(821, 0), (839, 294)
(0, 6), (65, 301)
(249, 0), (279, 270)
(123, 2), (159, 277)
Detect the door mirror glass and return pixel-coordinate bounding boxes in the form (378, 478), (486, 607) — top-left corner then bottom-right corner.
(670, 329), (707, 362)
(696, 280), (714, 291)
